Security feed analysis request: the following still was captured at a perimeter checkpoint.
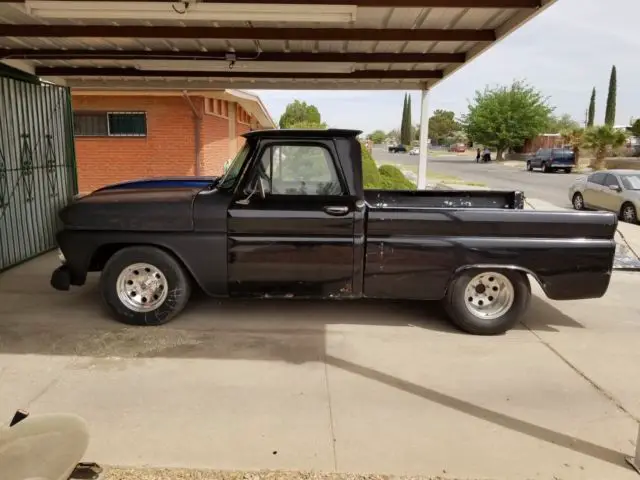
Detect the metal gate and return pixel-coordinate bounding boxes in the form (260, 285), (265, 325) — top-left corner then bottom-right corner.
(0, 75), (77, 271)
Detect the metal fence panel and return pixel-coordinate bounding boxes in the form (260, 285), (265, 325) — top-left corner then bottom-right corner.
(0, 76), (77, 271)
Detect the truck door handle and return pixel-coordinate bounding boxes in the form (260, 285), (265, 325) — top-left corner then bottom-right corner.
(324, 206), (350, 216)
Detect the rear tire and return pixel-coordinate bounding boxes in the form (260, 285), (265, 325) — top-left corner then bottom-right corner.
(621, 202), (638, 224)
(564, 168), (572, 173)
(526, 161), (533, 172)
(443, 269), (531, 335)
(542, 162), (550, 173)
(572, 192), (585, 210)
(100, 246), (192, 326)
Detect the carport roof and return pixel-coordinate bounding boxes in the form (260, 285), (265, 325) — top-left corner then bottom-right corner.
(0, 0), (557, 90)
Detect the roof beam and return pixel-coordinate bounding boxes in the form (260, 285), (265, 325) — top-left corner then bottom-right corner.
(0, 25), (495, 42)
(0, 0), (542, 6)
(34, 67), (444, 80)
(3, 49), (466, 64)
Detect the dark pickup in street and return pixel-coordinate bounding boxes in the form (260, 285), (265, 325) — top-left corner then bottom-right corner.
(51, 129), (618, 335)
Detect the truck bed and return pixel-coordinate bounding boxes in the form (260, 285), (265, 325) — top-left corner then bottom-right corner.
(364, 189), (525, 210)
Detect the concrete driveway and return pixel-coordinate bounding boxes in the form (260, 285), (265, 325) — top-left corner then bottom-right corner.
(1, 253), (640, 479)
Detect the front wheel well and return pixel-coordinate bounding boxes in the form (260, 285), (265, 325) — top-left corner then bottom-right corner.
(89, 243), (199, 290)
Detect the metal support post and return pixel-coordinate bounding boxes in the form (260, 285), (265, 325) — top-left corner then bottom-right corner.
(417, 88), (430, 190)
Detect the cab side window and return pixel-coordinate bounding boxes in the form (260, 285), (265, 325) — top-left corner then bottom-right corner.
(604, 174), (620, 188)
(256, 144), (344, 196)
(588, 172), (607, 185)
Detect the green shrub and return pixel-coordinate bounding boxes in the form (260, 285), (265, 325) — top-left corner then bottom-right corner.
(378, 164), (416, 190)
(360, 144), (416, 190)
(361, 144), (382, 188)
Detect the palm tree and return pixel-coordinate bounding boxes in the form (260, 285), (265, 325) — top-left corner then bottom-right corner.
(583, 125), (627, 170)
(561, 127), (585, 166)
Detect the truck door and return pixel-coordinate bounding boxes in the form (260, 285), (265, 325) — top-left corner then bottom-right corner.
(227, 141), (357, 298)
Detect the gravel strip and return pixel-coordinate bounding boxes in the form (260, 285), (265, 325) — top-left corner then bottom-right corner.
(102, 467), (469, 480)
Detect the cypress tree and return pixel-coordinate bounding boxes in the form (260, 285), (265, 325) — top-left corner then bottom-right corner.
(404, 95), (412, 145)
(400, 94), (408, 144)
(587, 88), (596, 127)
(605, 66), (617, 126)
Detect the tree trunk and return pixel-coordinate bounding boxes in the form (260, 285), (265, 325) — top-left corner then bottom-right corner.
(496, 148), (505, 162)
(589, 148), (607, 170)
(573, 147), (580, 166)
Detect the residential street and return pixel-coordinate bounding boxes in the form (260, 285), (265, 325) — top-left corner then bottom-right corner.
(374, 147), (578, 208)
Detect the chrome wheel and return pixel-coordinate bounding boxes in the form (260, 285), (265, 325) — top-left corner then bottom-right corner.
(573, 193), (584, 210)
(463, 272), (515, 321)
(622, 204), (638, 224)
(116, 262), (168, 312)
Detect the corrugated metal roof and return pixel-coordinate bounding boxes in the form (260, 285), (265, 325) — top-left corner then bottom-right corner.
(0, 1), (557, 90)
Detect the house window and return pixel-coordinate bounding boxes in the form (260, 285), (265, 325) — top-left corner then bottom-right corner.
(205, 98), (228, 118)
(238, 106), (251, 125)
(73, 111), (147, 137)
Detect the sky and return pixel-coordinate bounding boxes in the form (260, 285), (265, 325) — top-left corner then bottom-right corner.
(249, 0), (640, 135)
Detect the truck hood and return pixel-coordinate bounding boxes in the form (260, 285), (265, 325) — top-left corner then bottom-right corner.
(94, 176), (219, 192)
(60, 185), (206, 231)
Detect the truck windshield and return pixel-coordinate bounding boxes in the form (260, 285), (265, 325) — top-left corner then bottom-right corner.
(217, 143), (251, 190)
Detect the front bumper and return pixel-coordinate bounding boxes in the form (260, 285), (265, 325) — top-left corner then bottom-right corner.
(50, 264), (71, 291)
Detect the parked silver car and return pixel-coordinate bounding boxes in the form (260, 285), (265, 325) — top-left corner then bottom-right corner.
(569, 170), (640, 224)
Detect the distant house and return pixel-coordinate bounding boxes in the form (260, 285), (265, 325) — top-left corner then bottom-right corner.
(520, 133), (564, 154)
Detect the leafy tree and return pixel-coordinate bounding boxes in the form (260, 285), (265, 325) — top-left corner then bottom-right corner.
(547, 114), (580, 133)
(629, 118), (640, 137)
(287, 120), (327, 129)
(279, 100), (323, 128)
(463, 80), (553, 161)
(368, 130), (387, 144)
(605, 66), (617, 126)
(428, 109), (459, 144)
(561, 127), (585, 165)
(587, 88), (596, 127)
(584, 125), (627, 170)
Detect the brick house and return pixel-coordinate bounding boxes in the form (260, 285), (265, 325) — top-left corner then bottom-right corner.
(72, 89), (275, 194)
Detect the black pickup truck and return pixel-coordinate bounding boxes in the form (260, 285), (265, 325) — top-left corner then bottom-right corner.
(51, 129), (618, 335)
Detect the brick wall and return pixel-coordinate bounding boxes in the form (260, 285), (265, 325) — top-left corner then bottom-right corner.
(73, 95), (195, 193)
(72, 94), (237, 193)
(236, 104), (253, 151)
(200, 110), (229, 176)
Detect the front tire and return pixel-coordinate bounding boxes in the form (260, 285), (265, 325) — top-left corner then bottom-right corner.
(621, 203), (638, 224)
(572, 192), (585, 210)
(100, 246), (192, 326)
(542, 162), (550, 173)
(526, 161), (533, 172)
(443, 269), (531, 335)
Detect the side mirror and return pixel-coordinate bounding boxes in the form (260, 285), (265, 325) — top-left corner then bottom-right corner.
(609, 184), (621, 192)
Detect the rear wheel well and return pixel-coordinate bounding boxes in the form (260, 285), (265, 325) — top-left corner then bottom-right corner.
(89, 243), (199, 290)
